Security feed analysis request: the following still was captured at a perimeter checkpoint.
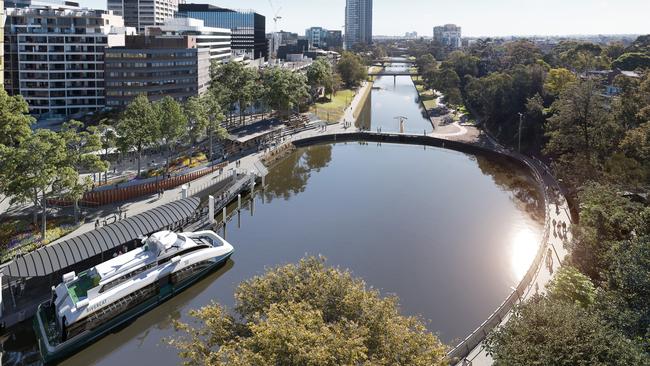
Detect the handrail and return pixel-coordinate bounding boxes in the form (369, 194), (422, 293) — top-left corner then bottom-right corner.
(289, 131), (557, 364)
(446, 150), (553, 362)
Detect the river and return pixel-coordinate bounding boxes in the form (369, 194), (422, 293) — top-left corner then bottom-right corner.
(1, 63), (542, 365)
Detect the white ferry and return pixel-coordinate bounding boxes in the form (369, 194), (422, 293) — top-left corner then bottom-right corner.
(33, 230), (234, 363)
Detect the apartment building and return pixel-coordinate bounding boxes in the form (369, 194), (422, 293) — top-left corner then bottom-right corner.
(104, 35), (210, 108)
(433, 24), (462, 48)
(3, 2), (131, 118)
(344, 0), (372, 49)
(107, 0), (177, 33)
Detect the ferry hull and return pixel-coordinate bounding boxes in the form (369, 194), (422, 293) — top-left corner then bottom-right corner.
(35, 254), (232, 364)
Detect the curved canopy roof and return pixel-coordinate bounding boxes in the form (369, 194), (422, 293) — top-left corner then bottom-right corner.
(2, 197), (200, 279)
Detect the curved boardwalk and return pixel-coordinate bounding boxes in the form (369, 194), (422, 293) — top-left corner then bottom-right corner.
(290, 130), (572, 366)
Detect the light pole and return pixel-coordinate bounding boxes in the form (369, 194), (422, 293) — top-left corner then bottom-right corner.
(518, 112), (524, 153)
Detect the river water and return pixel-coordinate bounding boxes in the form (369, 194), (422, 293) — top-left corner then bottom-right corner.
(1, 64), (542, 365)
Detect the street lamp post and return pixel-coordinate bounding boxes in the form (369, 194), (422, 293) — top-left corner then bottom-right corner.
(518, 112), (524, 153)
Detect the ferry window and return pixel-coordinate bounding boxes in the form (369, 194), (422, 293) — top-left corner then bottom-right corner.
(99, 262), (156, 293)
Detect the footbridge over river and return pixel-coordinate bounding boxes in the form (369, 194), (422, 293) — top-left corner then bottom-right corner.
(372, 58), (416, 66)
(368, 70), (419, 77)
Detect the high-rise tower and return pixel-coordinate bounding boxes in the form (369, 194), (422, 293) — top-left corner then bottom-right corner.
(344, 0), (372, 50)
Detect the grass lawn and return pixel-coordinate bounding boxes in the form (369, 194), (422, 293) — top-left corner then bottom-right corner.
(311, 89), (356, 123)
(414, 82), (438, 110)
(423, 99), (438, 110)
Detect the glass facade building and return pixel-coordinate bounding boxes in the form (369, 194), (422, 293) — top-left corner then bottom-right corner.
(344, 0), (372, 49)
(177, 4), (266, 60)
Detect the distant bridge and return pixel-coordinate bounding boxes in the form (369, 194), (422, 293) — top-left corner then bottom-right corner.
(368, 70), (419, 77)
(372, 58), (416, 66)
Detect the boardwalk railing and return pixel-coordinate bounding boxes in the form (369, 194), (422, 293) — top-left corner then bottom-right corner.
(446, 152), (552, 362)
(290, 132), (556, 364)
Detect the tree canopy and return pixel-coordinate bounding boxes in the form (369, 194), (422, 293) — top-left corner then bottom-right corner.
(484, 296), (647, 365)
(170, 257), (448, 366)
(116, 94), (160, 176)
(337, 52), (368, 88)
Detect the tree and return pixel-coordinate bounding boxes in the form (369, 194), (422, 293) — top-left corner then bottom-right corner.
(0, 90), (35, 202)
(569, 183), (645, 281)
(547, 266), (597, 308)
(597, 235), (650, 342)
(484, 296), (646, 365)
(116, 94), (160, 176)
(543, 80), (619, 187)
(544, 68), (577, 96)
(96, 123), (117, 184)
(170, 257), (448, 366)
(442, 51), (479, 84)
(612, 52), (650, 71)
(337, 52), (367, 88)
(202, 91), (228, 162)
(503, 40), (542, 69)
(209, 61), (259, 124)
(306, 58), (333, 98)
(428, 68), (462, 106)
(59, 120), (109, 221)
(326, 72), (343, 99)
(237, 67), (261, 123)
(7, 130), (69, 236)
(416, 54), (436, 75)
(158, 96), (188, 171)
(261, 67), (309, 118)
(0, 89), (35, 147)
(184, 96), (209, 163)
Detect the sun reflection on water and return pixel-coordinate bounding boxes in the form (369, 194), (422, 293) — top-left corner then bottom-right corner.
(510, 227), (539, 281)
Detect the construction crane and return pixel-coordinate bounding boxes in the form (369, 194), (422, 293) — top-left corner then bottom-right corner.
(268, 0), (282, 61)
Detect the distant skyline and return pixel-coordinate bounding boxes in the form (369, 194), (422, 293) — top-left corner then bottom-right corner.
(78, 0), (650, 37)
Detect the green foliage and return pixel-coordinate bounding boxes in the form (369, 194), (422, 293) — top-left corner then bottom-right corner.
(337, 52), (368, 88)
(543, 80), (619, 187)
(159, 96), (188, 148)
(547, 266), (596, 308)
(612, 52), (650, 71)
(0, 89), (35, 147)
(484, 296), (647, 365)
(184, 96), (209, 143)
(306, 58), (333, 93)
(503, 40), (543, 68)
(261, 67), (309, 118)
(116, 94), (160, 175)
(170, 257), (448, 366)
(442, 51), (479, 82)
(599, 236), (650, 343)
(423, 67), (462, 106)
(209, 61), (260, 122)
(544, 68), (577, 96)
(570, 182), (647, 281)
(416, 54), (436, 75)
(8, 130), (68, 207)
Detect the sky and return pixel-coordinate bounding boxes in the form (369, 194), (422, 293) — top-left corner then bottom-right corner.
(80, 0), (650, 37)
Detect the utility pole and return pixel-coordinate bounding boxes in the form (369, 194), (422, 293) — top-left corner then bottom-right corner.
(518, 112), (524, 153)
